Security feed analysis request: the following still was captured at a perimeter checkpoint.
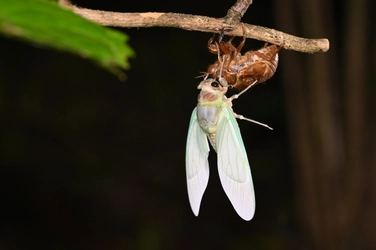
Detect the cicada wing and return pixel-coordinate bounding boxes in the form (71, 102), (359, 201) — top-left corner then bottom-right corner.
(216, 107), (255, 221)
(186, 108), (210, 216)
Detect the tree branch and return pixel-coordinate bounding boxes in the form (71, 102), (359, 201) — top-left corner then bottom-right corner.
(225, 0), (253, 23)
(59, 1), (329, 53)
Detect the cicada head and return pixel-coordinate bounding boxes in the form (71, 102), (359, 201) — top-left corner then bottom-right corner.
(198, 78), (228, 95)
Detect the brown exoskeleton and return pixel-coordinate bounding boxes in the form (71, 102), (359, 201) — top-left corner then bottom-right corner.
(206, 29), (282, 90)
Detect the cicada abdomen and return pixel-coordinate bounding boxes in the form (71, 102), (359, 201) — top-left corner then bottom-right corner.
(233, 44), (281, 90)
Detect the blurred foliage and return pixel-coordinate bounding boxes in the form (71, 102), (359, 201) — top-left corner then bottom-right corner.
(0, 0), (134, 78)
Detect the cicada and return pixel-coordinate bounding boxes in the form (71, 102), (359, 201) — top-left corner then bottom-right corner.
(206, 31), (282, 90)
(185, 77), (272, 221)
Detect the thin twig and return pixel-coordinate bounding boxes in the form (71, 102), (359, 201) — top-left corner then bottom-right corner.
(59, 1), (329, 53)
(225, 0), (253, 23)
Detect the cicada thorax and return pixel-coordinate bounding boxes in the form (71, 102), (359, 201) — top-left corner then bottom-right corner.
(206, 32), (246, 86)
(207, 33), (238, 55)
(207, 53), (239, 86)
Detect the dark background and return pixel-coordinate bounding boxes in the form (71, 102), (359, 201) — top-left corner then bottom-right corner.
(0, 0), (375, 249)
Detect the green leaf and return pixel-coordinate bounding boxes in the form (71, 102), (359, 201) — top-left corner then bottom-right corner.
(0, 0), (135, 78)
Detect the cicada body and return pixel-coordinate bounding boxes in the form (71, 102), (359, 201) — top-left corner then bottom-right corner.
(206, 32), (282, 90)
(185, 78), (255, 221)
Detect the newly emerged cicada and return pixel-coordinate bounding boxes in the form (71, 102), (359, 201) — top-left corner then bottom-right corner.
(206, 29), (282, 90)
(186, 60), (272, 220)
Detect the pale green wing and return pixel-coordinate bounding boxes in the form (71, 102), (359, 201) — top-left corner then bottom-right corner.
(216, 107), (255, 221)
(186, 108), (210, 216)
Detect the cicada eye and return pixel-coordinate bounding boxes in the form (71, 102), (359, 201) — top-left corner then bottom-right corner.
(211, 81), (220, 88)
